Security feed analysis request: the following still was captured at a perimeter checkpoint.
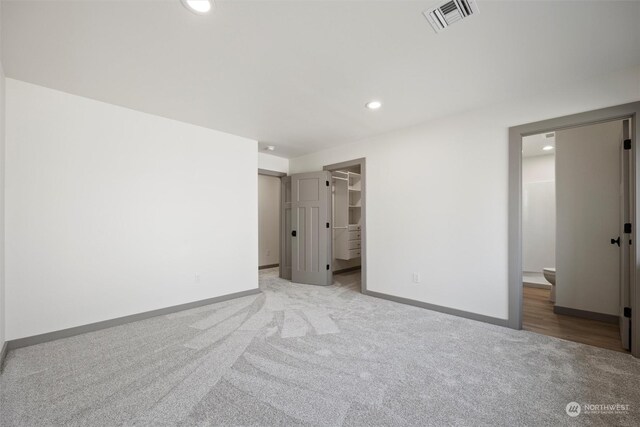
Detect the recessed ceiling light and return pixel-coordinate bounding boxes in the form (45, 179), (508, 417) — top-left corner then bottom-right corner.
(265, 145), (276, 151)
(181, 0), (212, 15)
(543, 145), (554, 151)
(365, 100), (382, 110)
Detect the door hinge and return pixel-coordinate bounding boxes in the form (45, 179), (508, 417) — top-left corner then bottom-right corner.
(624, 307), (631, 318)
(326, 180), (330, 187)
(326, 264), (330, 270)
(326, 222), (330, 228)
(624, 139), (632, 150)
(625, 223), (632, 234)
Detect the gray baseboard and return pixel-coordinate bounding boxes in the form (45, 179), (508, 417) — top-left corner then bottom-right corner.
(363, 290), (508, 327)
(334, 266), (362, 275)
(523, 282), (552, 289)
(258, 264), (279, 270)
(5, 288), (262, 352)
(553, 305), (618, 324)
(0, 341), (8, 373)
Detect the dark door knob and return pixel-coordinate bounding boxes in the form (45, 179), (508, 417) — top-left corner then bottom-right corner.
(291, 230), (297, 237)
(611, 236), (620, 247)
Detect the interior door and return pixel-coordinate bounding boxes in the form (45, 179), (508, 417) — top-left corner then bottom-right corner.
(555, 121), (623, 322)
(620, 119), (632, 350)
(290, 171), (332, 286)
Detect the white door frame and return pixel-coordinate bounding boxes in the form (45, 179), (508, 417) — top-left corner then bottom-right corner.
(508, 102), (640, 358)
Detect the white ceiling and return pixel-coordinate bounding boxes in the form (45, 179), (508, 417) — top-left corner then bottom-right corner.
(523, 132), (555, 158)
(2, 1), (639, 158)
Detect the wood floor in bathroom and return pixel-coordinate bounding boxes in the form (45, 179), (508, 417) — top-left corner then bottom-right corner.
(522, 286), (628, 353)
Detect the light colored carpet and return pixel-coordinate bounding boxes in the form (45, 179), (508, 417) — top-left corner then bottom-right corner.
(1, 268), (638, 426)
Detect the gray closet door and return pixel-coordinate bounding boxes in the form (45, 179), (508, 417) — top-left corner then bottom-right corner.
(280, 176), (292, 280)
(290, 171), (332, 286)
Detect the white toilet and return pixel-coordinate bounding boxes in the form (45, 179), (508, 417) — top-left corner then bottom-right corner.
(543, 268), (556, 302)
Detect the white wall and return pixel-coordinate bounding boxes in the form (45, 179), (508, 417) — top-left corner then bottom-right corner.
(258, 174), (280, 266)
(258, 152), (289, 175)
(522, 155), (555, 273)
(289, 65), (640, 320)
(555, 120), (623, 316)
(5, 79), (258, 340)
(522, 154), (555, 183)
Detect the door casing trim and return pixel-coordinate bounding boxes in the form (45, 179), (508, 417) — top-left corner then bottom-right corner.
(258, 168), (286, 178)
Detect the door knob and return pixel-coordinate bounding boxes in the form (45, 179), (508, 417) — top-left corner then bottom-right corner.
(291, 230), (297, 237)
(611, 236), (620, 247)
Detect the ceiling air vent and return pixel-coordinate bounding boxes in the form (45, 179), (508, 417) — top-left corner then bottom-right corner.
(423, 0), (479, 33)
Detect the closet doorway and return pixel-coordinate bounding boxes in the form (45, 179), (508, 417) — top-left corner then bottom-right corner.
(258, 169), (286, 271)
(279, 158), (366, 292)
(325, 158), (366, 293)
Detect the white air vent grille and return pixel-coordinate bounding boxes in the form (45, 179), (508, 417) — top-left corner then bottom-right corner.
(423, 0), (479, 33)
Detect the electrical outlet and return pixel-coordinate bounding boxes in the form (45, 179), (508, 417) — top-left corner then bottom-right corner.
(194, 273), (200, 283)
(412, 272), (421, 284)
(266, 249), (271, 257)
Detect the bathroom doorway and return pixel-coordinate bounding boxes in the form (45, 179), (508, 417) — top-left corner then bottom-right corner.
(520, 122), (629, 352)
(509, 103), (640, 357)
